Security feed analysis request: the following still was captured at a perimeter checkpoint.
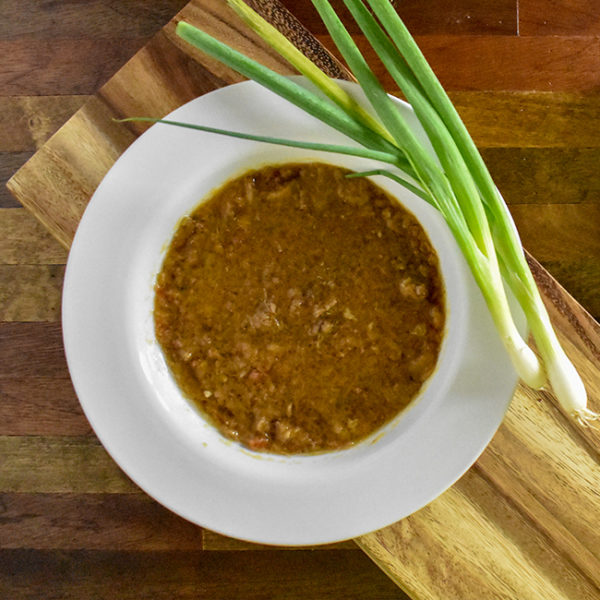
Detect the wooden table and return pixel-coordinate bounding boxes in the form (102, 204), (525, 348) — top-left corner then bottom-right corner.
(1, 1), (599, 598)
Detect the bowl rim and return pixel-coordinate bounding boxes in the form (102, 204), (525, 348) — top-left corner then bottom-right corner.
(62, 78), (521, 545)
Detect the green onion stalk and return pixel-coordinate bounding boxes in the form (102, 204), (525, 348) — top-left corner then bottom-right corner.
(123, 0), (596, 424)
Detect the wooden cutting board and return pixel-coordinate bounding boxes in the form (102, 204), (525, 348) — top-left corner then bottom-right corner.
(7, 1), (600, 598)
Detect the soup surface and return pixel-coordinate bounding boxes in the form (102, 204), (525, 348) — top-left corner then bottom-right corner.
(154, 162), (445, 454)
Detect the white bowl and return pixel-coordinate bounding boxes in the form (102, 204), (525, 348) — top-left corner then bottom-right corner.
(62, 79), (523, 545)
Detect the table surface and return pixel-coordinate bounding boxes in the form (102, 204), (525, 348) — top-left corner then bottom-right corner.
(2, 1), (599, 599)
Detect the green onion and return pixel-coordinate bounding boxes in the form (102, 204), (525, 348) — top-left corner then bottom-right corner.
(345, 169), (433, 203)
(227, 0), (394, 143)
(131, 2), (594, 424)
(176, 21), (399, 159)
(116, 117), (402, 163)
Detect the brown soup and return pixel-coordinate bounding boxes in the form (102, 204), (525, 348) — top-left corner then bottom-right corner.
(154, 162), (445, 454)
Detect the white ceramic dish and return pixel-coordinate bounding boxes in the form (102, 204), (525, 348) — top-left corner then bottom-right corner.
(62, 79), (523, 545)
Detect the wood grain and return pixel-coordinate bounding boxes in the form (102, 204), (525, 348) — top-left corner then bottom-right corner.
(1, 154), (31, 207)
(201, 529), (355, 551)
(1, 221), (597, 324)
(519, 0), (600, 35)
(451, 91), (600, 148)
(0, 493), (204, 551)
(481, 147), (600, 203)
(0, 0), (190, 40)
(0, 209), (67, 264)
(0, 97), (89, 208)
(0, 436), (137, 494)
(10, 90), (600, 249)
(510, 204), (600, 317)
(0, 549), (406, 600)
(0, 96), (88, 152)
(0, 39), (152, 96)
(541, 260), (600, 322)
(510, 204), (600, 262)
(318, 34), (600, 92)
(0, 322), (68, 378)
(0, 377), (89, 436)
(0, 265), (64, 321)
(7, 96), (137, 248)
(279, 0), (518, 35)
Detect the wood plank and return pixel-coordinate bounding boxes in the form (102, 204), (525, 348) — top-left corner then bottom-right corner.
(0, 265), (64, 322)
(0, 436), (138, 494)
(7, 97), (600, 248)
(0, 39), (148, 96)
(0, 322), (68, 378)
(511, 204), (600, 318)
(0, 549), (407, 600)
(450, 92), (600, 148)
(1, 152), (33, 207)
(202, 529), (355, 551)
(1, 258), (596, 333)
(0, 96), (88, 152)
(0, 0), (190, 40)
(7, 91), (600, 241)
(519, 0), (600, 35)
(0, 490), (352, 552)
(510, 203), (600, 263)
(316, 34), (600, 92)
(526, 253), (600, 382)
(10, 92), (600, 250)
(278, 0), (518, 35)
(541, 260), (600, 322)
(481, 147), (600, 204)
(0, 209), (68, 264)
(475, 391), (600, 586)
(0, 493), (203, 551)
(0, 377), (89, 436)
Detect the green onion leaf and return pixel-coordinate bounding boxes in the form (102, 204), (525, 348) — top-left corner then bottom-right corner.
(176, 21), (399, 158)
(345, 169), (431, 204)
(116, 116), (402, 163)
(227, 0), (395, 143)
